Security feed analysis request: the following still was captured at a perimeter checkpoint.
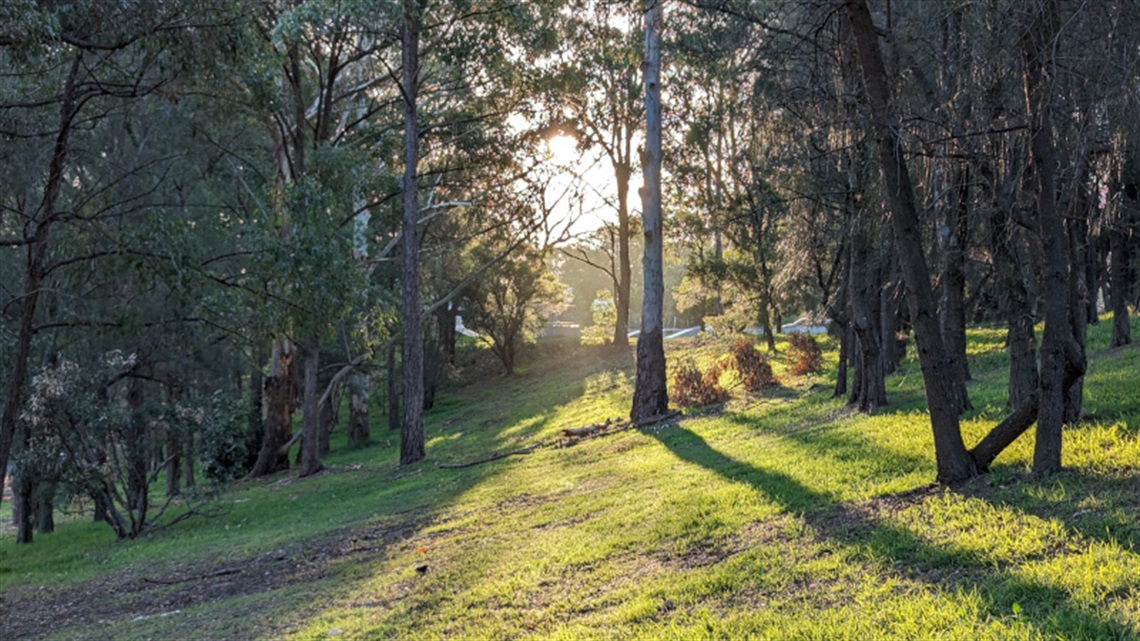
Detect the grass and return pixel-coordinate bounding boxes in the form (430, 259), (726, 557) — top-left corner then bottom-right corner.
(1, 317), (1138, 640)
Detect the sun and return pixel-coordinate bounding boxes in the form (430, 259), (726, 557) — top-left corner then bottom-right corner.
(546, 134), (579, 164)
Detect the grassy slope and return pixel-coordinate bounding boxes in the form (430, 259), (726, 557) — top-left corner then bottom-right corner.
(0, 319), (1137, 640)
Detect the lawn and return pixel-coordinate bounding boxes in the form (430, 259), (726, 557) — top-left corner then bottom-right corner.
(1, 318), (1138, 640)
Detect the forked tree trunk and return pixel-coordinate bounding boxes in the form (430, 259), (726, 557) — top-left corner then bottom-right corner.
(631, 0), (669, 421)
(846, 0), (977, 483)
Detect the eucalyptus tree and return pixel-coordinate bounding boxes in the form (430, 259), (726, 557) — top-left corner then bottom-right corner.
(631, 0), (668, 421)
(0, 0), (248, 537)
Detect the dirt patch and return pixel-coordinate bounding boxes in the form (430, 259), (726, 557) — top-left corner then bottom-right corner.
(0, 510), (434, 640)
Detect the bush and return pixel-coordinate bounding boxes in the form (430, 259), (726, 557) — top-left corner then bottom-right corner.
(672, 360), (730, 407)
(787, 333), (823, 376)
(731, 339), (776, 392)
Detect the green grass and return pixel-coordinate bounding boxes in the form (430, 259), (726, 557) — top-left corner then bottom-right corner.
(2, 317), (1138, 640)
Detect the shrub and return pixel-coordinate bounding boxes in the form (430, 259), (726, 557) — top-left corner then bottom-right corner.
(787, 333), (823, 376)
(731, 339), (776, 391)
(672, 360), (730, 407)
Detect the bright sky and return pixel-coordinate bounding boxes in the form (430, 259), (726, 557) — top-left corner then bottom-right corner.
(541, 133), (644, 240)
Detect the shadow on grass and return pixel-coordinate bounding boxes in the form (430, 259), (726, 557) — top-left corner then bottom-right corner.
(647, 424), (1137, 638)
(959, 467), (1140, 555)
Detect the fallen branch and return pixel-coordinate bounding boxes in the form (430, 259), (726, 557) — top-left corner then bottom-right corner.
(562, 418), (617, 438)
(633, 409), (682, 428)
(438, 445), (537, 469)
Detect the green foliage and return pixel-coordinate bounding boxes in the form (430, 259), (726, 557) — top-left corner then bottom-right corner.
(581, 289), (616, 345)
(197, 393), (249, 484)
(461, 245), (567, 373)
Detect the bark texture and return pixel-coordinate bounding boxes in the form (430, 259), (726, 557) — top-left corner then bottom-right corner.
(846, 0), (977, 483)
(400, 0), (427, 465)
(1022, 0), (1066, 475)
(631, 0), (669, 421)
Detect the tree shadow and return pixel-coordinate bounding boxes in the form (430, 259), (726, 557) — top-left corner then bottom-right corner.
(957, 467), (1140, 553)
(646, 424), (1137, 638)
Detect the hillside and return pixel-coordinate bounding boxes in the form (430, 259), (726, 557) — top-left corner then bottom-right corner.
(2, 320), (1139, 640)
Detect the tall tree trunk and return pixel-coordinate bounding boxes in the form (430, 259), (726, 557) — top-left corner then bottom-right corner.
(846, 0), (977, 483)
(848, 215), (887, 412)
(941, 160), (972, 397)
(614, 162), (632, 347)
(126, 377), (148, 536)
(631, 0), (668, 421)
(1022, 0), (1067, 475)
(300, 332), (323, 477)
(400, 0), (426, 465)
(1064, 155), (1093, 424)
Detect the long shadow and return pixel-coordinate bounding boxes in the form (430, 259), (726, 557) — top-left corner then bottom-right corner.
(958, 467), (1140, 553)
(648, 424), (1137, 638)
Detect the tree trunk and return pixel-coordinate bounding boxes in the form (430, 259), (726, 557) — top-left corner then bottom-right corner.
(1064, 156), (1092, 424)
(246, 343), (266, 471)
(126, 377), (148, 535)
(250, 341), (295, 476)
(848, 223), (887, 412)
(631, 0), (669, 421)
(1110, 223), (1132, 346)
(833, 319), (850, 398)
(614, 162), (632, 348)
(165, 429), (181, 498)
(400, 0), (426, 465)
(35, 482), (55, 535)
(184, 430), (195, 489)
(14, 475), (34, 544)
(388, 340), (401, 431)
(940, 160), (972, 395)
(846, 0), (977, 483)
(348, 371), (370, 447)
(1022, 0), (1067, 475)
(300, 332), (323, 477)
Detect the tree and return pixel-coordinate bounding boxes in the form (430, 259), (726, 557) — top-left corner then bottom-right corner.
(844, 0), (977, 483)
(461, 246), (566, 374)
(632, 0), (669, 421)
